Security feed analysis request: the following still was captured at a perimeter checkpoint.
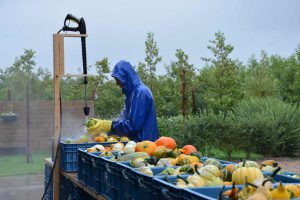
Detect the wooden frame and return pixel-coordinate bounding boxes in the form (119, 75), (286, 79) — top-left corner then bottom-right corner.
(53, 33), (87, 200)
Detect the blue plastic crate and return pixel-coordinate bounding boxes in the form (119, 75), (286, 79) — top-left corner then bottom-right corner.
(183, 182), (300, 200)
(130, 166), (180, 200)
(60, 141), (122, 172)
(59, 141), (100, 172)
(152, 175), (189, 200)
(89, 154), (119, 199)
(78, 149), (100, 189)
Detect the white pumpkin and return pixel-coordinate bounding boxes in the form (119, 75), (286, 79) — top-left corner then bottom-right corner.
(93, 144), (105, 151)
(124, 141), (136, 154)
(112, 142), (124, 152)
(156, 158), (173, 167)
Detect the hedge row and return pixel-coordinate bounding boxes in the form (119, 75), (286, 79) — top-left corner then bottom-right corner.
(157, 97), (300, 159)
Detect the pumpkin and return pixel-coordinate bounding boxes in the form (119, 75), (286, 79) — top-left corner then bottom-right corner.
(285, 184), (300, 197)
(107, 137), (118, 142)
(271, 182), (291, 199)
(186, 174), (205, 187)
(190, 162), (202, 171)
(223, 182), (238, 199)
(176, 154), (200, 165)
(105, 147), (112, 151)
(190, 151), (203, 160)
(115, 152), (149, 162)
(94, 136), (106, 142)
(87, 144), (105, 152)
(232, 167), (263, 185)
(225, 164), (235, 174)
(260, 159), (278, 168)
(234, 160), (260, 171)
(139, 166), (153, 176)
(135, 141), (157, 156)
(156, 158), (174, 167)
(204, 158), (222, 170)
(237, 179), (256, 200)
(198, 164), (221, 178)
(261, 165), (275, 172)
(131, 157), (147, 168)
(155, 137), (176, 150)
(120, 136), (130, 142)
(124, 141), (136, 154)
(112, 142), (124, 152)
(100, 150), (113, 157)
(153, 148), (177, 159)
(182, 145), (197, 155)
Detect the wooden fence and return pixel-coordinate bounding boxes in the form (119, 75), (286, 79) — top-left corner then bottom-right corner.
(0, 100), (94, 153)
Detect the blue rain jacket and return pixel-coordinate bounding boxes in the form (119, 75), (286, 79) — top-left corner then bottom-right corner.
(111, 60), (159, 142)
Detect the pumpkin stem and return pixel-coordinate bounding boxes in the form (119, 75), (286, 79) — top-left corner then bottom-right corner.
(177, 175), (188, 184)
(271, 166), (281, 178)
(194, 163), (200, 175)
(242, 159), (246, 167)
(246, 182), (258, 188)
(143, 161), (149, 166)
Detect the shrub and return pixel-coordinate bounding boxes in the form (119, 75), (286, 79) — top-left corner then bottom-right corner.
(234, 97), (300, 157)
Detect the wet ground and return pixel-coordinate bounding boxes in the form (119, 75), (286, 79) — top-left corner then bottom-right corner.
(0, 174), (44, 200)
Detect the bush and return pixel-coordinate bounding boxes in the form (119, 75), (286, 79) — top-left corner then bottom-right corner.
(157, 97), (300, 158)
(234, 97), (300, 157)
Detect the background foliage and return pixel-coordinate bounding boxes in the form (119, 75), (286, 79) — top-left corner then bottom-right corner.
(1, 32), (300, 158)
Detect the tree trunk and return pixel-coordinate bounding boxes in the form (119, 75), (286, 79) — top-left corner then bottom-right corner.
(26, 79), (33, 163)
(192, 88), (196, 114)
(181, 68), (187, 117)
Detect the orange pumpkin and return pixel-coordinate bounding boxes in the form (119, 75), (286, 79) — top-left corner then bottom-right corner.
(135, 141), (157, 156)
(94, 136), (106, 142)
(225, 164), (235, 174)
(155, 137), (176, 150)
(155, 145), (169, 151)
(182, 145), (197, 155)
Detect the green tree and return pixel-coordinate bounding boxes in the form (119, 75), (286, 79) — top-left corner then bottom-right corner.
(269, 47), (300, 104)
(244, 52), (280, 98)
(137, 32), (162, 91)
(201, 31), (243, 113)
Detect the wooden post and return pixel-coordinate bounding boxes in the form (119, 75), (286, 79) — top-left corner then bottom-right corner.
(53, 34), (62, 200)
(52, 33), (87, 200)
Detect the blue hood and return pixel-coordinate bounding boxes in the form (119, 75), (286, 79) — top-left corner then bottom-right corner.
(111, 60), (141, 97)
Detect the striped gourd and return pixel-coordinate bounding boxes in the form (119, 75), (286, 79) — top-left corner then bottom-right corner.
(204, 158), (222, 170)
(232, 167), (263, 184)
(198, 164), (221, 178)
(234, 160), (260, 171)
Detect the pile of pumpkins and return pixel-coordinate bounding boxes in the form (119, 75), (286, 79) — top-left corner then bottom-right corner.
(86, 136), (300, 199)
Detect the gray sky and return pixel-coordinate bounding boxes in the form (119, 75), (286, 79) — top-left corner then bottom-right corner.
(1, 0), (300, 75)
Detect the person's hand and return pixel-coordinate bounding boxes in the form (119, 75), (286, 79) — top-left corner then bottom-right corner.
(85, 118), (112, 134)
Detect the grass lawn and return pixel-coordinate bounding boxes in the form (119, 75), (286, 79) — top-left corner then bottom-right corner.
(0, 152), (50, 177)
(209, 148), (264, 161)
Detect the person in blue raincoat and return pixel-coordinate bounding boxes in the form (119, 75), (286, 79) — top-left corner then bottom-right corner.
(102, 60), (159, 142)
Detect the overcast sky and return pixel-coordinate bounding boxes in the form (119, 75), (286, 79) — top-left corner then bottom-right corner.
(1, 0), (300, 75)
